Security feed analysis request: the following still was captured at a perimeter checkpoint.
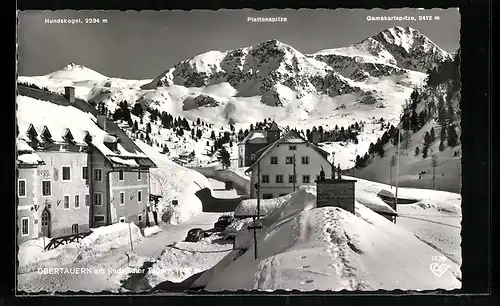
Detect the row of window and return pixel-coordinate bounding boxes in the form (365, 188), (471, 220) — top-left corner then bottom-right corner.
(261, 174), (320, 184)
(32, 166), (142, 183)
(61, 194), (90, 209)
(19, 178), (143, 206)
(269, 156), (309, 165)
(18, 169), (143, 197)
(119, 190), (142, 205)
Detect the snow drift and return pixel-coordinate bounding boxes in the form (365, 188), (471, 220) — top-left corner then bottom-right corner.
(18, 223), (143, 274)
(136, 141), (210, 224)
(143, 235), (232, 288)
(203, 185), (461, 291)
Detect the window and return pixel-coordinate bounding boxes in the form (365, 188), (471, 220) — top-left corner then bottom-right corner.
(120, 192), (125, 205)
(270, 156), (278, 164)
(74, 195), (80, 208)
(289, 145), (297, 150)
(285, 156), (295, 164)
(138, 214), (143, 222)
(119, 217), (126, 223)
(82, 166), (88, 180)
(18, 179), (26, 197)
(137, 171), (141, 181)
(301, 156), (310, 164)
(250, 154), (256, 161)
(288, 175), (296, 183)
(93, 215), (105, 223)
(137, 190), (142, 203)
(72, 224), (79, 234)
(63, 195), (70, 209)
(261, 175), (270, 183)
(42, 180), (51, 196)
(21, 217), (29, 236)
(94, 193), (103, 206)
(94, 169), (103, 182)
(303, 175), (311, 183)
(85, 194), (90, 207)
(118, 169), (124, 181)
(263, 194), (273, 199)
(275, 175), (284, 183)
(62, 166), (71, 181)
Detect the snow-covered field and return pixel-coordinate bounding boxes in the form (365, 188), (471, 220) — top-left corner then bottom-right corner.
(143, 234), (233, 288)
(202, 184), (461, 291)
(17, 223), (143, 275)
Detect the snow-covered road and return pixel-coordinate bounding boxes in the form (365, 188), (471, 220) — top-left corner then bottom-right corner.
(17, 212), (224, 293)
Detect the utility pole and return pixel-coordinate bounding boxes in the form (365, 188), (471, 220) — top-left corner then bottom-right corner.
(248, 160), (262, 260)
(395, 122), (401, 223)
(292, 154), (296, 192)
(431, 153), (438, 190)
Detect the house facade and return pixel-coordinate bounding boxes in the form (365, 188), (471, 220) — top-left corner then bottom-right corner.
(245, 131), (333, 199)
(16, 86), (156, 243)
(238, 122), (281, 167)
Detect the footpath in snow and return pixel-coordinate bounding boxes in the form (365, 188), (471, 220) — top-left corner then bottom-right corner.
(200, 184), (461, 291)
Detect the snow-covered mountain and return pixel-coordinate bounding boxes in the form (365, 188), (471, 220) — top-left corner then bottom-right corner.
(309, 26), (452, 80)
(45, 63), (109, 80)
(142, 39), (360, 106)
(18, 26), (456, 177)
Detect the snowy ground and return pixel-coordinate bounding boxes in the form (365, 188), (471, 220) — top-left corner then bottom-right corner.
(17, 213), (224, 293)
(203, 185), (461, 291)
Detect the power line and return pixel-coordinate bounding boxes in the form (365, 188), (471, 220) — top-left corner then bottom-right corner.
(397, 215), (461, 229)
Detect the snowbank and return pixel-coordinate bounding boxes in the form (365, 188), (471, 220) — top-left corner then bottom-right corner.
(143, 235), (232, 288)
(191, 250), (244, 289)
(18, 223), (143, 274)
(143, 226), (161, 237)
(234, 194), (293, 218)
(137, 141), (210, 225)
(204, 185), (461, 291)
(206, 204), (461, 291)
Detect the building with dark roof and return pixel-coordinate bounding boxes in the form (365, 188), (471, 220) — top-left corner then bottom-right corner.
(16, 85), (156, 243)
(237, 121), (281, 167)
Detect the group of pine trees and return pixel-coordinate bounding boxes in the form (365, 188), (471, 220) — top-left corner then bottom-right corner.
(354, 50), (461, 168)
(305, 122), (362, 144)
(354, 123), (397, 168)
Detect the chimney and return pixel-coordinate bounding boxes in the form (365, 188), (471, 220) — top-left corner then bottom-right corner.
(97, 115), (107, 132)
(64, 87), (75, 103)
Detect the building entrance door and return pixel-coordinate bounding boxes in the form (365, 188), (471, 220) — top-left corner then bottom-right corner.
(41, 208), (51, 238)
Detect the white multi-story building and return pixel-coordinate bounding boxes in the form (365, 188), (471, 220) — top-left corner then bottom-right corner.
(245, 130), (334, 199)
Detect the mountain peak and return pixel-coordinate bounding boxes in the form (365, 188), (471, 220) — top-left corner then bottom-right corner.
(47, 63), (108, 80)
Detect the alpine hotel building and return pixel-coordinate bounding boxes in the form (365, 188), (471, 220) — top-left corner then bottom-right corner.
(16, 86), (156, 243)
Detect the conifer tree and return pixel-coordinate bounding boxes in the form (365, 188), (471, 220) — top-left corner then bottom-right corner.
(424, 131), (432, 147)
(439, 141), (445, 152)
(422, 145), (429, 159)
(447, 124), (458, 147)
(415, 146), (420, 156)
(430, 127), (436, 142)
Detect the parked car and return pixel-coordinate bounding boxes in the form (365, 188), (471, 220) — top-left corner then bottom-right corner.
(214, 215), (234, 231)
(185, 228), (207, 242)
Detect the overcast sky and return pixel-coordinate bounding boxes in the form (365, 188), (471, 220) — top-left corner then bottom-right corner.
(18, 8), (460, 79)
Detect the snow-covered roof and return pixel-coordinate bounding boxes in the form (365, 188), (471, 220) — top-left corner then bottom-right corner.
(16, 89), (156, 169)
(16, 139), (44, 167)
(245, 130), (330, 173)
(238, 130), (268, 145)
